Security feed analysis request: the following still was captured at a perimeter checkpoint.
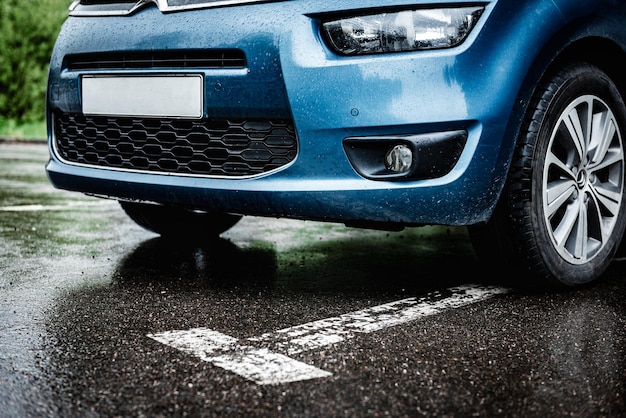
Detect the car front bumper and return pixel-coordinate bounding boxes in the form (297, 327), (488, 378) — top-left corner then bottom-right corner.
(46, 0), (558, 226)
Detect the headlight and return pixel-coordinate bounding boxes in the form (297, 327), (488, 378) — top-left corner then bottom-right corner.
(321, 7), (485, 55)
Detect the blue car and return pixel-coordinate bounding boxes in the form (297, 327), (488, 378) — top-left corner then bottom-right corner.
(46, 0), (626, 287)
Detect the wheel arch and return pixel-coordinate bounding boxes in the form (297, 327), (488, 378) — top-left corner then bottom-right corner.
(544, 37), (626, 102)
(489, 32), (626, 225)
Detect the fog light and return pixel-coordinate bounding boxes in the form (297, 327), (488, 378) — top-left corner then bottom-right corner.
(344, 130), (467, 180)
(385, 144), (413, 173)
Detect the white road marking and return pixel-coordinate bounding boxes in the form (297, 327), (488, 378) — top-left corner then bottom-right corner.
(0, 201), (117, 212)
(148, 284), (509, 385)
(211, 349), (333, 385)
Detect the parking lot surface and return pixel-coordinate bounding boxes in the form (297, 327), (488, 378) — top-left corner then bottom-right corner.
(1, 142), (625, 417)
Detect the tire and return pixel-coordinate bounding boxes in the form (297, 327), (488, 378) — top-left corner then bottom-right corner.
(469, 62), (626, 287)
(120, 201), (242, 240)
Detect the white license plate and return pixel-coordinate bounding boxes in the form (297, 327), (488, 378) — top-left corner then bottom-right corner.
(81, 75), (203, 118)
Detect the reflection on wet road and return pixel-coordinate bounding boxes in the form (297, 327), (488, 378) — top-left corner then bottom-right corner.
(1, 142), (625, 417)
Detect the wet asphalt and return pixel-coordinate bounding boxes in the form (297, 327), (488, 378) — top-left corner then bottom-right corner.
(1, 141), (625, 417)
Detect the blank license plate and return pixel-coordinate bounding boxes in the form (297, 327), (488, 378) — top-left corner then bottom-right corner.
(81, 75), (203, 118)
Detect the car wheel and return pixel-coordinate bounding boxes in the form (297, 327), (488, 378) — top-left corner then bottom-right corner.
(119, 201), (242, 240)
(469, 62), (626, 287)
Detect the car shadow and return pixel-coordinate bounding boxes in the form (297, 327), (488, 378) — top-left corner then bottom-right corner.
(111, 235), (278, 291)
(110, 225), (490, 297)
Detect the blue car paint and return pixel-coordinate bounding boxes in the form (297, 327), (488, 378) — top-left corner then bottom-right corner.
(46, 0), (626, 227)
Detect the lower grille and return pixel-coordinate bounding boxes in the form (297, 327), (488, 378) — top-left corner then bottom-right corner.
(54, 114), (298, 177)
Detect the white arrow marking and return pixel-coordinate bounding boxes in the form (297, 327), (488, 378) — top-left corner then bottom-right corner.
(148, 284), (509, 385)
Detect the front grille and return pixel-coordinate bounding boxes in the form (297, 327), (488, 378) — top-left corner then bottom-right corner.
(70, 0), (281, 16)
(64, 50), (246, 71)
(54, 114), (298, 177)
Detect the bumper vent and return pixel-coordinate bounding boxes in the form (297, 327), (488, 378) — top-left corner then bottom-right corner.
(64, 49), (246, 71)
(53, 114), (297, 177)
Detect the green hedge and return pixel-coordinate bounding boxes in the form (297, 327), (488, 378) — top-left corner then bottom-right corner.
(0, 0), (70, 124)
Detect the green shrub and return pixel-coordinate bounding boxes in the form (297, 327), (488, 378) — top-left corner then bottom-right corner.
(0, 0), (70, 123)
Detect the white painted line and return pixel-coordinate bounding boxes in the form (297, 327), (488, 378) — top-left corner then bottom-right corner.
(211, 349), (333, 385)
(148, 284), (509, 385)
(148, 328), (332, 384)
(0, 201), (117, 212)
